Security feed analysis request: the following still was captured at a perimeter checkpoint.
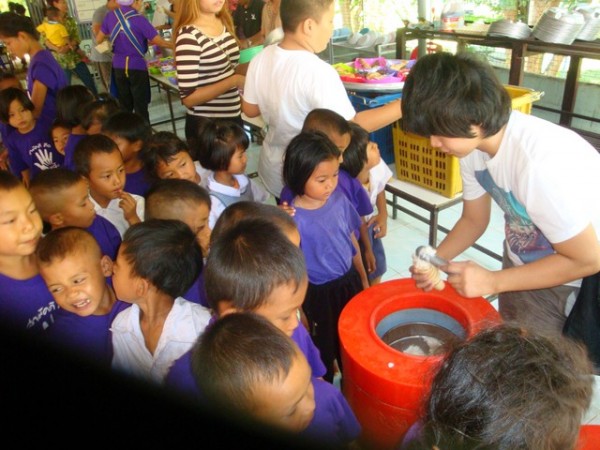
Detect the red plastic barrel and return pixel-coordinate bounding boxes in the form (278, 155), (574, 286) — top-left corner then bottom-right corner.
(339, 278), (501, 450)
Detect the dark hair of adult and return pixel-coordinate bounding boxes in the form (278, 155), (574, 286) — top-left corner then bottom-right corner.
(301, 108), (351, 138)
(283, 130), (341, 196)
(210, 201), (297, 245)
(196, 120), (249, 172)
(409, 325), (593, 450)
(121, 219), (203, 298)
(103, 111), (152, 144)
(140, 131), (191, 180)
(0, 169), (22, 190)
(192, 312), (297, 413)
(145, 178), (211, 221)
(279, 0), (333, 33)
(56, 85), (96, 127)
(0, 12), (39, 39)
(341, 122), (369, 178)
(37, 227), (101, 265)
(205, 218), (306, 311)
(0, 87), (33, 123)
(73, 134), (120, 176)
(401, 52), (511, 139)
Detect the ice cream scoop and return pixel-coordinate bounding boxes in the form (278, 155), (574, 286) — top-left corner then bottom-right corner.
(415, 245), (449, 271)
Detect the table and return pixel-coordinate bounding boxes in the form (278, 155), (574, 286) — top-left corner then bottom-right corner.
(148, 72), (183, 134)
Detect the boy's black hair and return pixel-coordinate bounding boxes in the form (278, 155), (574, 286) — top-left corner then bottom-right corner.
(341, 122), (369, 178)
(73, 134), (120, 176)
(192, 312), (297, 414)
(210, 201), (297, 246)
(205, 217), (306, 311)
(29, 167), (82, 192)
(46, 6), (60, 21)
(407, 325), (593, 450)
(50, 118), (72, 133)
(196, 120), (249, 172)
(121, 219), (203, 298)
(56, 85), (96, 127)
(102, 111), (152, 144)
(145, 178), (211, 221)
(401, 52), (511, 139)
(283, 130), (341, 196)
(140, 131), (192, 180)
(280, 0), (334, 33)
(0, 169), (22, 190)
(0, 87), (34, 123)
(37, 227), (101, 266)
(301, 108), (351, 140)
(0, 12), (39, 39)
(80, 94), (122, 131)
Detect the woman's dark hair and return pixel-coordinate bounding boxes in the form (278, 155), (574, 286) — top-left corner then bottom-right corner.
(121, 219), (203, 298)
(56, 85), (96, 127)
(341, 122), (369, 178)
(196, 120), (249, 171)
(0, 87), (34, 123)
(0, 12), (38, 39)
(401, 52), (511, 139)
(283, 130), (341, 196)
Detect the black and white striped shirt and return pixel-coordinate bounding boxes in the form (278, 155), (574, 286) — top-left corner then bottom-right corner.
(175, 25), (241, 118)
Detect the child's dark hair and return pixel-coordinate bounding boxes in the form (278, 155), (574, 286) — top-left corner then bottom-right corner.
(56, 85), (96, 127)
(46, 6), (60, 21)
(192, 312), (297, 414)
(80, 94), (122, 132)
(0, 87), (33, 123)
(210, 201), (297, 245)
(0, 12), (39, 39)
(301, 108), (351, 141)
(102, 111), (152, 145)
(205, 217), (306, 311)
(145, 178), (211, 221)
(140, 131), (192, 180)
(283, 130), (341, 196)
(37, 227), (101, 266)
(280, 0), (334, 33)
(409, 325), (593, 450)
(73, 134), (120, 176)
(341, 122), (369, 178)
(29, 169), (84, 220)
(50, 118), (71, 133)
(0, 169), (22, 191)
(121, 219), (203, 298)
(401, 52), (511, 139)
(196, 120), (249, 172)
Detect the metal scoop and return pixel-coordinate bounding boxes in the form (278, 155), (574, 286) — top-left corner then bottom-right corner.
(415, 245), (449, 271)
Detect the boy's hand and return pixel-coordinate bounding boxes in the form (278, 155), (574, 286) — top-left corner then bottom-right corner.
(118, 192), (141, 225)
(364, 248), (376, 274)
(278, 201), (296, 217)
(367, 213), (388, 239)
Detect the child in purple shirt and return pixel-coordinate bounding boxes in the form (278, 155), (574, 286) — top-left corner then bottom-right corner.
(103, 111), (153, 197)
(192, 312), (361, 447)
(29, 168), (122, 260)
(0, 88), (62, 185)
(0, 12), (68, 123)
(165, 206), (326, 396)
(37, 227), (129, 366)
(0, 172), (56, 333)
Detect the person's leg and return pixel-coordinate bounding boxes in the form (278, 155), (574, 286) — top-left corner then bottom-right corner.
(64, 68), (72, 86)
(72, 61), (98, 95)
(128, 69), (150, 124)
(95, 61), (112, 93)
(113, 68), (133, 112)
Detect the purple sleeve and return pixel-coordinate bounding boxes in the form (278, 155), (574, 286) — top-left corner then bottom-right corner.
(100, 11), (114, 35)
(5, 136), (28, 175)
(292, 325), (326, 378)
(339, 170), (374, 217)
(279, 185), (294, 204)
(137, 15), (159, 41)
(301, 378), (361, 445)
(30, 52), (64, 94)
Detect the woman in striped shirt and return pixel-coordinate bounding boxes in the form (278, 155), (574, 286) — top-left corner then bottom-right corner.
(174, 0), (245, 155)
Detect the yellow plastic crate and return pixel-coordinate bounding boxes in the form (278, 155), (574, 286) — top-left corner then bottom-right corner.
(394, 85), (542, 198)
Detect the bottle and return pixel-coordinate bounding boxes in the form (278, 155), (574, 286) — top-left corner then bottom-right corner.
(441, 1), (465, 31)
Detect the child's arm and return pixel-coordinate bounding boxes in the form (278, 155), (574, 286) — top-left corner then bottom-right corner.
(359, 219), (376, 275)
(241, 99), (261, 118)
(351, 232), (370, 290)
(21, 169), (31, 188)
(118, 192), (142, 226)
(367, 190), (389, 239)
(30, 80), (48, 119)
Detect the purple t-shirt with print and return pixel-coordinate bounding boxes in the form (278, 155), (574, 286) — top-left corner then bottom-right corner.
(27, 49), (68, 124)
(0, 272), (57, 333)
(87, 214), (122, 260)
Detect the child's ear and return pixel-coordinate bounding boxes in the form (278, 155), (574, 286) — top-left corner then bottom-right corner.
(47, 212), (64, 228)
(100, 255), (113, 277)
(132, 139), (143, 153)
(216, 300), (240, 317)
(301, 18), (313, 36)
